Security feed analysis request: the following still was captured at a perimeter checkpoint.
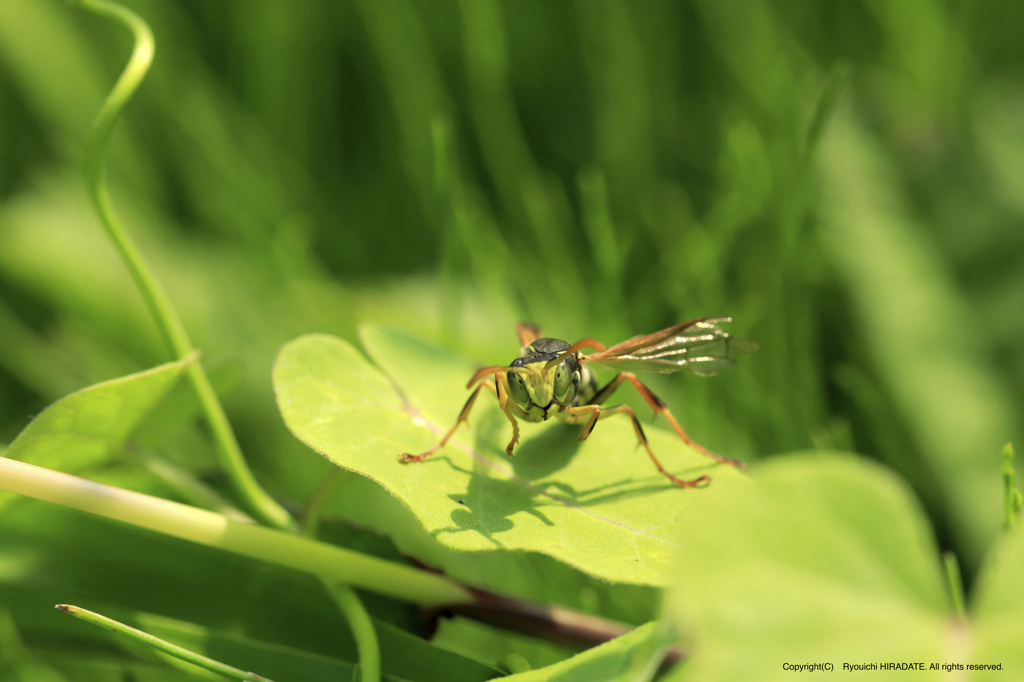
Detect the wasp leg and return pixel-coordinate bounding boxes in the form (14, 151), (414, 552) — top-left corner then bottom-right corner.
(494, 370), (525, 456)
(400, 384), (485, 463)
(588, 372), (746, 471)
(400, 373), (527, 463)
(557, 404), (710, 488)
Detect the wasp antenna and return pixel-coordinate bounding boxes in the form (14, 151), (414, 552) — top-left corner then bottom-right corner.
(542, 339), (606, 370)
(466, 366), (505, 389)
(568, 338), (607, 355)
(543, 352), (570, 371)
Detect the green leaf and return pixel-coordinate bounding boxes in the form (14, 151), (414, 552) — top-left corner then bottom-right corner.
(3, 356), (192, 468)
(665, 453), (1024, 681)
(132, 358), (246, 450)
(319, 474), (658, 669)
(499, 621), (670, 682)
(319, 468), (659, 622)
(0, 357), (193, 510)
(274, 327), (747, 586)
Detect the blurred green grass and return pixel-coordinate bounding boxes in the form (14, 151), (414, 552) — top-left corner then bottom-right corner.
(1, 0), (1022, 617)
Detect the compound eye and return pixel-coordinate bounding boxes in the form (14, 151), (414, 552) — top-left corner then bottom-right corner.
(553, 360), (572, 403)
(507, 372), (530, 406)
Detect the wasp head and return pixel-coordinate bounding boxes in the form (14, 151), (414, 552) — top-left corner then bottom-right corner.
(506, 338), (581, 409)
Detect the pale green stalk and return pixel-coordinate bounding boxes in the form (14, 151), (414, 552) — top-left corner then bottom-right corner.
(0, 457), (472, 607)
(138, 452), (254, 523)
(74, 0), (292, 531)
(57, 605), (272, 681)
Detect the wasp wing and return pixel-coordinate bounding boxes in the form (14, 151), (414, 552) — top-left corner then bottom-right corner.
(585, 317), (756, 376)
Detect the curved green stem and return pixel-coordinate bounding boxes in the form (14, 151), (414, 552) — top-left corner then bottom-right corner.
(302, 474), (380, 682)
(74, 0), (293, 531)
(326, 585), (381, 682)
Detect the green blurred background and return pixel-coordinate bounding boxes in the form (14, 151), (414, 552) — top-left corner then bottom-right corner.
(1, 0), (1022, 589)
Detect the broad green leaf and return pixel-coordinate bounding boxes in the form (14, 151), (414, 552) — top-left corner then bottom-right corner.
(132, 358), (246, 450)
(0, 357), (192, 511)
(274, 327), (748, 586)
(666, 453), (1024, 681)
(321, 471), (660, 620)
(3, 356), (192, 468)
(499, 621), (670, 682)
(319, 470), (657, 670)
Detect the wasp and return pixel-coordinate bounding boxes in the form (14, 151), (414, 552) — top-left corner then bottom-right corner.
(401, 318), (755, 487)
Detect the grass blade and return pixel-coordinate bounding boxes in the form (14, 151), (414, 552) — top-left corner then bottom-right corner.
(57, 604), (274, 681)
